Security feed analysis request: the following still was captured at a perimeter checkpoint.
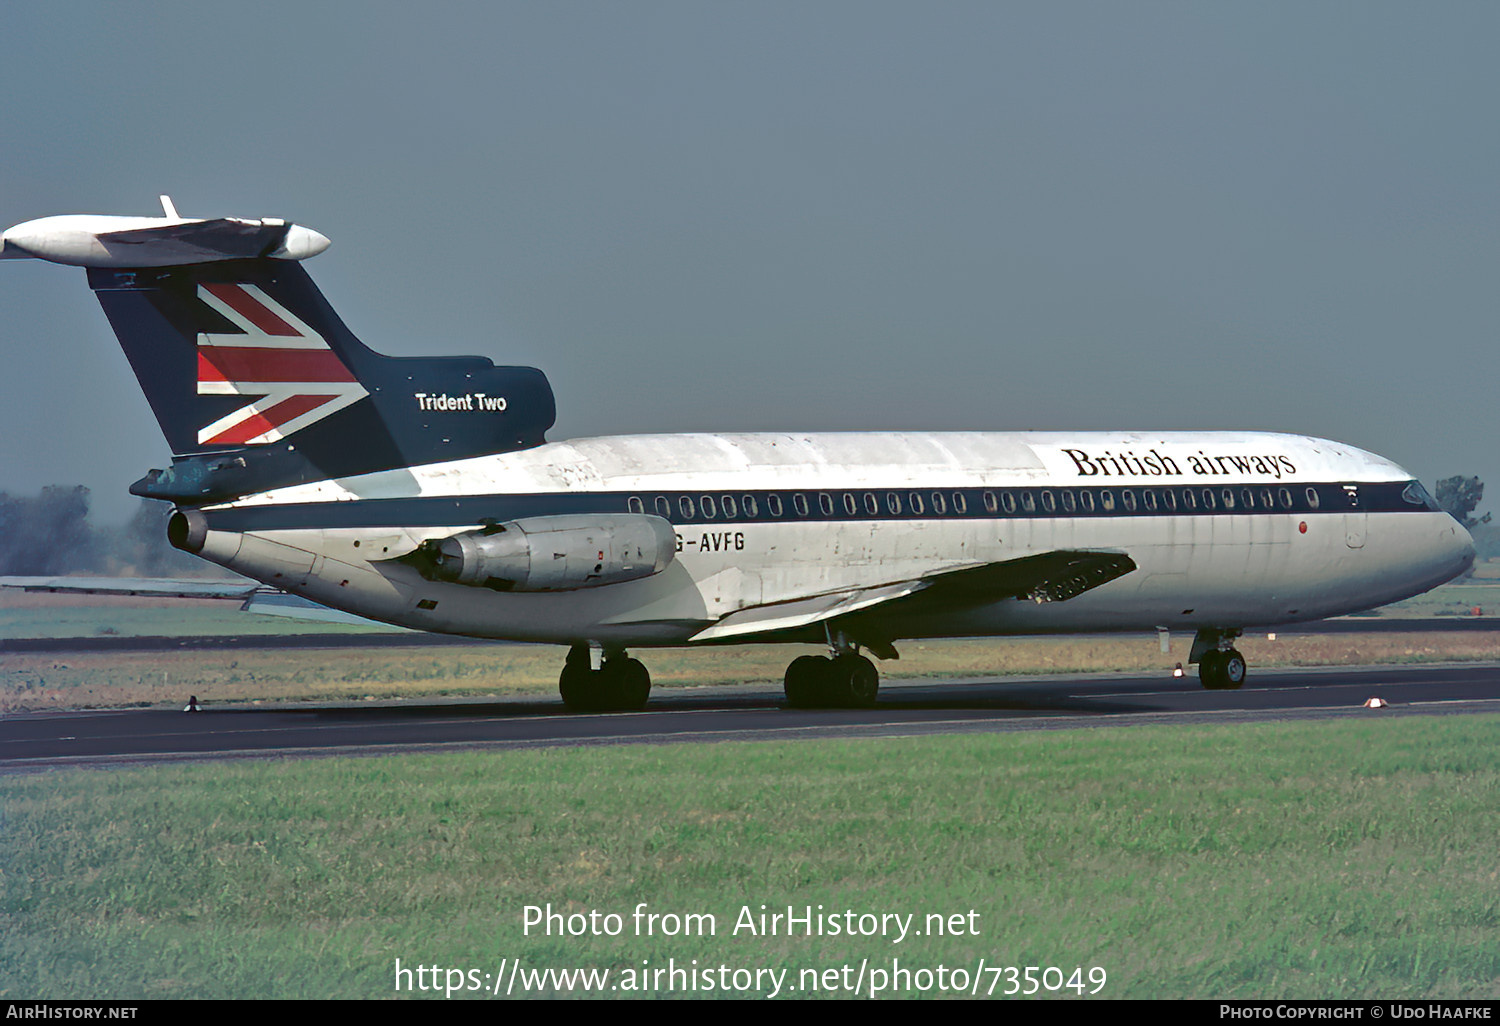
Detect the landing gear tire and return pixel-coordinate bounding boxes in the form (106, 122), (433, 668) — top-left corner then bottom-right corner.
(1199, 649), (1247, 690)
(559, 664), (598, 711)
(828, 653), (879, 708)
(612, 657), (651, 711)
(784, 655), (830, 708)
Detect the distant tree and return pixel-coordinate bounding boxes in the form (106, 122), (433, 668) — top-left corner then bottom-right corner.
(1434, 476), (1492, 530)
(0, 485), (97, 574)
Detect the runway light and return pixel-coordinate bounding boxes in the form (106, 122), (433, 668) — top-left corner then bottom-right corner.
(1362, 697), (1389, 709)
(183, 694), (201, 713)
(1172, 663), (1184, 678)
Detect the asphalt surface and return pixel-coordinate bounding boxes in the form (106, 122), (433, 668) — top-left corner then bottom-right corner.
(3, 662), (1499, 770)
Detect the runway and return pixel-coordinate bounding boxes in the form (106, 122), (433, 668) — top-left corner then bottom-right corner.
(3, 662), (1499, 770)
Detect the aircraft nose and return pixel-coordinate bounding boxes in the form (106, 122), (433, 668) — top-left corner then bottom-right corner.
(1449, 518), (1478, 578)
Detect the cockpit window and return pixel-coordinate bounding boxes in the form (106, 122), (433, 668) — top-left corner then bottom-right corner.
(1402, 480), (1440, 510)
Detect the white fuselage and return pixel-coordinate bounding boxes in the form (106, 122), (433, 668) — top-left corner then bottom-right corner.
(186, 430), (1475, 647)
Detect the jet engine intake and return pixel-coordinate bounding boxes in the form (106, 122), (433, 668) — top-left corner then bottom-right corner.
(426, 514), (675, 592)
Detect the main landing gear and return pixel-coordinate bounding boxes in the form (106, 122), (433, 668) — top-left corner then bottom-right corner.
(558, 643), (651, 712)
(1191, 628), (1247, 690)
(783, 633), (881, 709)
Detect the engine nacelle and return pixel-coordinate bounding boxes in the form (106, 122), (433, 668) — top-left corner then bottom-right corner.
(427, 514), (675, 592)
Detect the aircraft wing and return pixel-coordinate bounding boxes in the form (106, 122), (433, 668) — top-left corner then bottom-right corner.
(0, 576), (259, 599)
(0, 576), (401, 629)
(687, 549), (1137, 645)
(240, 590), (412, 629)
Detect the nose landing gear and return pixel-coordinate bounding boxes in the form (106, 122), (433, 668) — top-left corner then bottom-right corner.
(1192, 629), (1247, 690)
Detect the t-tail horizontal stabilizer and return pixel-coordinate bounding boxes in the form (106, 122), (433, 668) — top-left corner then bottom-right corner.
(0, 196), (330, 267)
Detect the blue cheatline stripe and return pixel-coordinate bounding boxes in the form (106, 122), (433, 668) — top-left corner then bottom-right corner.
(199, 480), (1436, 533)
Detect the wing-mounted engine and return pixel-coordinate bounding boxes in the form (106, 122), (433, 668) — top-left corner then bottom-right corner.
(409, 514), (676, 592)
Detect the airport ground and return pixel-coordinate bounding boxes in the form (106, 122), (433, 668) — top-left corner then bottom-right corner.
(3, 578), (1500, 712)
(2, 587), (1498, 999)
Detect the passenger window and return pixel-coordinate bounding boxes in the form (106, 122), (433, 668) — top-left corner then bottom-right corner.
(1021, 491), (1036, 513)
(655, 495), (671, 518)
(721, 494), (737, 519)
(743, 494), (759, 518)
(1142, 490), (1157, 512)
(1259, 488), (1274, 509)
(983, 491), (998, 514)
(909, 492), (925, 514)
(932, 492), (947, 515)
(886, 492), (902, 515)
(1220, 488), (1236, 510)
(679, 495), (696, 519)
(1278, 487), (1294, 510)
(1122, 490), (1137, 512)
(768, 494), (784, 517)
(863, 492), (878, 515)
(843, 493), (858, 515)
(628, 496), (644, 514)
(818, 492), (834, 516)
(794, 493), (810, 516)
(1343, 485), (1361, 508)
(1001, 491), (1017, 514)
(1060, 490), (1075, 513)
(701, 495), (717, 519)
(1241, 489), (1255, 510)
(1181, 488), (1196, 510)
(1040, 490), (1055, 513)
(1099, 490), (1115, 512)
(1161, 489), (1176, 511)
(1305, 487), (1320, 510)
(1079, 491), (1095, 513)
(952, 492), (967, 514)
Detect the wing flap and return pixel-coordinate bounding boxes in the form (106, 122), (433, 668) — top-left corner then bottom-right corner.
(688, 578), (935, 643)
(686, 549), (1136, 645)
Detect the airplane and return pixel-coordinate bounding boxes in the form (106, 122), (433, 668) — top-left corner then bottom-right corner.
(1, 198), (1476, 710)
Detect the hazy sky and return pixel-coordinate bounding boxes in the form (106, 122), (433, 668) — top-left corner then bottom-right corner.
(3, 2), (1496, 523)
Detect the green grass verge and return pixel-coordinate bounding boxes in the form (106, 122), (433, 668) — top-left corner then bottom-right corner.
(7, 631), (1500, 712)
(2, 716), (1497, 999)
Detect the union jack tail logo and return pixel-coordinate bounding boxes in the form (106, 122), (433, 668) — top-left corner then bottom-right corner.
(195, 283), (368, 445)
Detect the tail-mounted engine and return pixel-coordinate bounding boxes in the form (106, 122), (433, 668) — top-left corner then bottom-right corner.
(413, 514), (676, 592)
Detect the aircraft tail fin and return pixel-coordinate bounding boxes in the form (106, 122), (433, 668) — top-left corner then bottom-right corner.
(95, 259), (556, 503)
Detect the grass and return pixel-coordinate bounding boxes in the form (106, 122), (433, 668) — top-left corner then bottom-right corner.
(3, 632), (1499, 712)
(1377, 578), (1500, 618)
(1, 716), (1497, 999)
